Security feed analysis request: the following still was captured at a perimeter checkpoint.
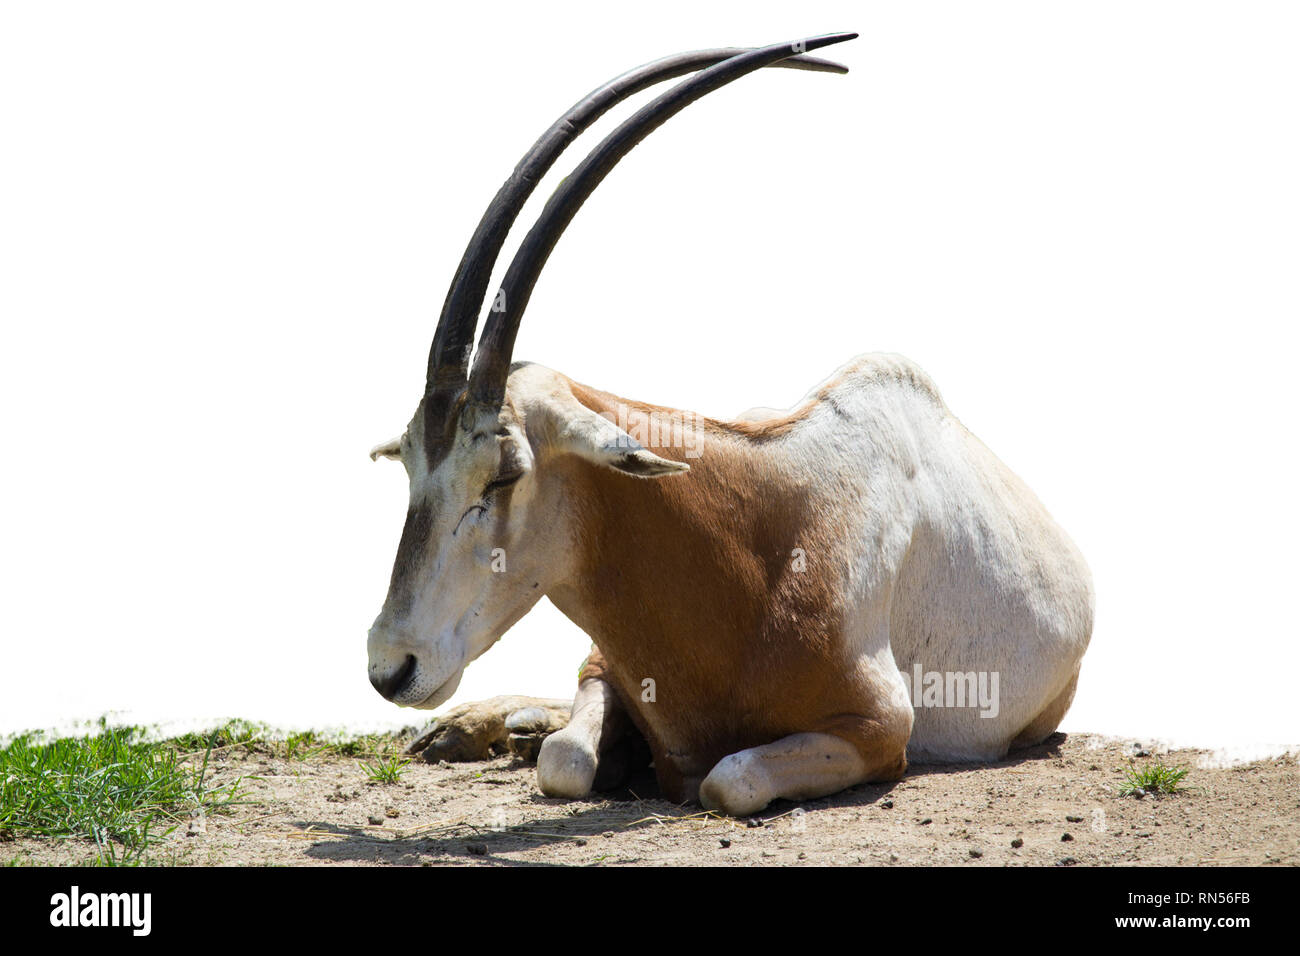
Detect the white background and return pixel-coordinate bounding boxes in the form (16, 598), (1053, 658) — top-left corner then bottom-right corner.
(2, 2), (1297, 756)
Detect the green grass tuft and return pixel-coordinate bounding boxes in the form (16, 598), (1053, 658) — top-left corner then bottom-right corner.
(359, 753), (410, 784)
(168, 723), (398, 762)
(169, 719), (268, 755)
(0, 719), (243, 865)
(1117, 759), (1190, 796)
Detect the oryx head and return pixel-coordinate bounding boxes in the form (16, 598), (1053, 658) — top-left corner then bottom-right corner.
(366, 33), (857, 708)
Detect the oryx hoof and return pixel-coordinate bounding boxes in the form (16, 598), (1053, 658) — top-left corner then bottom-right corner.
(506, 732), (547, 762)
(699, 752), (774, 817)
(536, 731), (598, 798)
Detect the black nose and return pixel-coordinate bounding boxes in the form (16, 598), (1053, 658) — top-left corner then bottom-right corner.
(370, 654), (417, 700)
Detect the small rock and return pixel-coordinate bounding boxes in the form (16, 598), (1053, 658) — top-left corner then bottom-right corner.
(1134, 790), (1146, 800)
(1061, 833), (1074, 842)
(969, 849), (983, 858)
(1011, 838), (1024, 849)
(602, 831), (614, 839)
(367, 815), (384, 826)
(385, 807), (400, 819)
(878, 799), (894, 810)
(746, 818), (764, 828)
(1056, 857), (1078, 867)
(719, 838), (731, 848)
(797, 852), (807, 860)
(465, 842), (487, 855)
(1066, 815), (1083, 823)
(919, 817), (933, 826)
(574, 838), (587, 846)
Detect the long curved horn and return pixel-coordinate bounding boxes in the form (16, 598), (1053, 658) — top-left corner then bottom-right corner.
(425, 46), (851, 399)
(465, 33), (857, 408)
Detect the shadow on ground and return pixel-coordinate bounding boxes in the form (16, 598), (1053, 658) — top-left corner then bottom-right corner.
(293, 733), (1071, 865)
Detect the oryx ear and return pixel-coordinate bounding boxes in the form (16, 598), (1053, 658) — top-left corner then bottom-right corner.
(369, 437), (402, 462)
(549, 403), (690, 479)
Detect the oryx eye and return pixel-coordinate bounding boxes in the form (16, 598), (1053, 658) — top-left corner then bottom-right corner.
(483, 470), (523, 496)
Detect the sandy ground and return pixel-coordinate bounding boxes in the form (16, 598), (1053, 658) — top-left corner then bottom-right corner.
(9, 732), (1298, 866)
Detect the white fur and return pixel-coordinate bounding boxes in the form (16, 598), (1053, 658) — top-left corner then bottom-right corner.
(740, 354), (1093, 762)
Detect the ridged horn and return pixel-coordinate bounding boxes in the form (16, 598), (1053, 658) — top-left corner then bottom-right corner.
(464, 33), (857, 408)
(424, 45), (851, 401)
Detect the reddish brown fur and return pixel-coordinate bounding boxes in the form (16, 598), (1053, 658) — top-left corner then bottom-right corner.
(543, 380), (908, 802)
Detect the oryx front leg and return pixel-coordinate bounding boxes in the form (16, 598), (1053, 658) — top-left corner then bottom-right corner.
(699, 730), (906, 818)
(536, 677), (627, 798)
